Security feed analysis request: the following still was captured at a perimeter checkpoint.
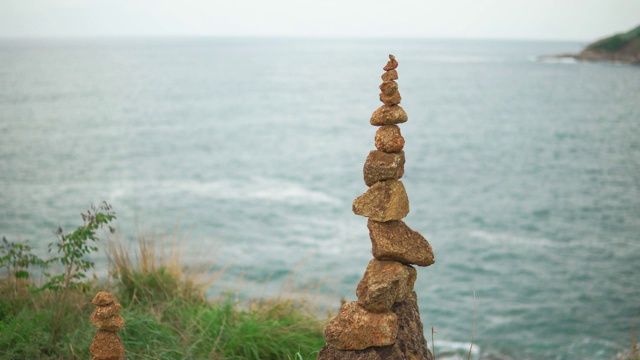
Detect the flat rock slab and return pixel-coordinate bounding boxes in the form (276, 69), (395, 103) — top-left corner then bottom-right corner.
(363, 150), (405, 187)
(356, 259), (417, 313)
(370, 105), (408, 126)
(318, 292), (433, 360)
(353, 180), (409, 222)
(368, 220), (435, 267)
(323, 301), (398, 351)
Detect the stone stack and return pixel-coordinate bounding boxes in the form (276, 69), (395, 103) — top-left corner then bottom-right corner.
(318, 55), (435, 360)
(89, 291), (125, 360)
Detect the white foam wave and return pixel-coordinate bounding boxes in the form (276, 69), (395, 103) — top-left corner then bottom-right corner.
(111, 178), (340, 205)
(538, 55), (578, 64)
(469, 230), (560, 248)
(433, 339), (481, 360)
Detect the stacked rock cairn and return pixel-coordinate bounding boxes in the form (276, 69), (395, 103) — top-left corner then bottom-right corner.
(89, 291), (126, 360)
(318, 55), (435, 360)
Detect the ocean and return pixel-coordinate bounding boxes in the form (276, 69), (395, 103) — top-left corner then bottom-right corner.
(1, 37), (639, 359)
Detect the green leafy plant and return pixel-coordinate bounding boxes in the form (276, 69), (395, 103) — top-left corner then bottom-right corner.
(0, 237), (46, 281)
(43, 201), (116, 292)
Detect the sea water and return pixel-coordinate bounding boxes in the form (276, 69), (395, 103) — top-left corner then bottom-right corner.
(1, 37), (639, 359)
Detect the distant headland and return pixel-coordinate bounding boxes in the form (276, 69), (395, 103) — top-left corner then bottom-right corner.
(549, 24), (640, 65)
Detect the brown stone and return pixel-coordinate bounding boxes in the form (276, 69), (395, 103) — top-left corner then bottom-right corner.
(379, 81), (398, 96)
(390, 292), (433, 359)
(353, 180), (409, 221)
(90, 313), (125, 332)
(379, 91), (402, 106)
(317, 343), (404, 359)
(90, 329), (125, 360)
(375, 125), (405, 153)
(381, 70), (398, 82)
(368, 220), (435, 267)
(323, 301), (398, 350)
(370, 105), (408, 126)
(356, 259), (417, 313)
(363, 150), (405, 187)
(92, 291), (115, 306)
(383, 54), (398, 71)
(318, 293), (433, 360)
(94, 302), (122, 319)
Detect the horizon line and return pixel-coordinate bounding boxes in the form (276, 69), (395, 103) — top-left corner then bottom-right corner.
(0, 33), (592, 43)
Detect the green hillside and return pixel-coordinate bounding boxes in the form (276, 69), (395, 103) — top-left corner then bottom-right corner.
(578, 24), (640, 64)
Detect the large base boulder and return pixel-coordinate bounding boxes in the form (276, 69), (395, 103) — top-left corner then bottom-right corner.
(318, 292), (433, 360)
(323, 302), (398, 350)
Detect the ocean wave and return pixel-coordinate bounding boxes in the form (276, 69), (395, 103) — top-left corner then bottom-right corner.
(537, 55), (578, 64)
(469, 230), (561, 249)
(110, 177), (341, 205)
(432, 339), (481, 360)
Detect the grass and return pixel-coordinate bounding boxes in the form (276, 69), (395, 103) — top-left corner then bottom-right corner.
(0, 230), (327, 360)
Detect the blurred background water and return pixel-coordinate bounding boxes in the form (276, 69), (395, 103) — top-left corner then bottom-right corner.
(1, 37), (639, 359)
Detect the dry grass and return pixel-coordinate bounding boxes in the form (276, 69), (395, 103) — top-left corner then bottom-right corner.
(104, 226), (226, 306)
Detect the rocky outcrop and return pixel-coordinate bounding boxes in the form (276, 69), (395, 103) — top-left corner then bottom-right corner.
(546, 24), (640, 65)
(90, 291), (125, 360)
(318, 55), (434, 359)
(576, 24), (640, 64)
(323, 302), (399, 350)
(318, 293), (433, 360)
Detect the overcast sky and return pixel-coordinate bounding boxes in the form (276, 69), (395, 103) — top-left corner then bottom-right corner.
(0, 0), (638, 41)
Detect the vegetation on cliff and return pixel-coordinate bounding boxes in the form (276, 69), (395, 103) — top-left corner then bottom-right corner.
(0, 203), (326, 359)
(576, 24), (640, 64)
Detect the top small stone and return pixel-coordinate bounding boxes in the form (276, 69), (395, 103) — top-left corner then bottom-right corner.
(92, 291), (115, 306)
(383, 54), (399, 71)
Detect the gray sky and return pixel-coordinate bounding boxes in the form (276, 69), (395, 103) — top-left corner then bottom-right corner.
(0, 0), (638, 41)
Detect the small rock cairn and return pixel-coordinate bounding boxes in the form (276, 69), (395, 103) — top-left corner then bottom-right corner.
(90, 291), (125, 360)
(318, 55), (435, 360)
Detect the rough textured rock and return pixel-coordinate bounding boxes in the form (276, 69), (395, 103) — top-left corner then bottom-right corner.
(381, 69), (398, 81)
(318, 54), (435, 360)
(92, 292), (115, 306)
(375, 125), (405, 153)
(90, 313), (126, 332)
(368, 220), (435, 267)
(318, 293), (433, 360)
(323, 302), (398, 350)
(356, 259), (417, 313)
(93, 301), (122, 319)
(379, 81), (398, 96)
(90, 292), (125, 360)
(387, 292), (433, 360)
(379, 91), (402, 106)
(90, 330), (125, 360)
(370, 105), (408, 126)
(317, 343), (404, 360)
(363, 150), (405, 187)
(353, 180), (409, 221)
(383, 54), (399, 71)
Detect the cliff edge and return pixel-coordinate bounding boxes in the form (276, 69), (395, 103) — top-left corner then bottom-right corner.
(574, 24), (640, 64)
